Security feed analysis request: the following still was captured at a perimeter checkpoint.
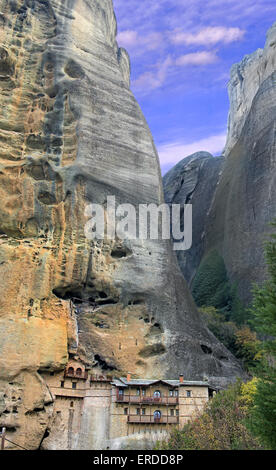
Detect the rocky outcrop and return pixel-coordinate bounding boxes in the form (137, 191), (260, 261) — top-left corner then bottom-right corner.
(0, 0), (243, 450)
(224, 22), (276, 156)
(164, 23), (276, 306)
(163, 152), (223, 286)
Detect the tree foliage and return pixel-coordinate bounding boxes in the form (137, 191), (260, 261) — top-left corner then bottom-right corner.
(156, 222), (276, 450)
(200, 307), (260, 370)
(192, 250), (247, 323)
(156, 381), (261, 450)
(247, 221), (276, 449)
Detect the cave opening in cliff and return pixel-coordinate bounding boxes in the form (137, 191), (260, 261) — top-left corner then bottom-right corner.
(201, 344), (213, 355)
(53, 287), (84, 303)
(93, 354), (116, 371)
(53, 286), (119, 308)
(111, 247), (132, 258)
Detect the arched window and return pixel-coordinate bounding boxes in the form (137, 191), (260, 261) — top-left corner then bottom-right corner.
(76, 368), (82, 376)
(68, 367), (74, 375)
(154, 410), (161, 422)
(153, 390), (161, 399)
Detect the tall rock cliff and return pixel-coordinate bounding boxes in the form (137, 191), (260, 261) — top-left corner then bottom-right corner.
(164, 22), (276, 306)
(224, 22), (276, 156)
(0, 0), (243, 449)
(163, 152), (224, 286)
(205, 70), (276, 304)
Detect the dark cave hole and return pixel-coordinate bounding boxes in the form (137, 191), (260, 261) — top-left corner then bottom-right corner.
(52, 287), (84, 304)
(94, 321), (110, 329)
(97, 298), (118, 305)
(53, 287), (118, 307)
(201, 344), (213, 355)
(88, 296), (117, 306)
(25, 407), (45, 415)
(2, 425), (16, 433)
(93, 354), (115, 371)
(98, 291), (108, 299)
(218, 355), (229, 361)
(111, 248), (131, 259)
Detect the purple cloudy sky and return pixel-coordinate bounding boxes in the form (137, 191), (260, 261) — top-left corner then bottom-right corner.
(113, 0), (276, 174)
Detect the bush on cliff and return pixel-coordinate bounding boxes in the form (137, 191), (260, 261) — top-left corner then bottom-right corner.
(199, 307), (260, 371)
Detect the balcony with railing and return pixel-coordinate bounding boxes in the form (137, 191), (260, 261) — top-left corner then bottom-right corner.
(64, 368), (88, 380)
(116, 393), (178, 405)
(127, 415), (179, 424)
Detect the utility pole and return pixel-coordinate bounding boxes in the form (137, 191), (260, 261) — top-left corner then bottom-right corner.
(1, 427), (6, 450)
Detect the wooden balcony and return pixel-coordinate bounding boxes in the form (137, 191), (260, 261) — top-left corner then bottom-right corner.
(64, 370), (88, 380)
(116, 394), (178, 405)
(127, 415), (179, 424)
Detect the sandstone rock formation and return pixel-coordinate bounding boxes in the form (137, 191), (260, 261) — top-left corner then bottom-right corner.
(163, 152), (224, 286)
(164, 23), (276, 306)
(0, 0), (243, 450)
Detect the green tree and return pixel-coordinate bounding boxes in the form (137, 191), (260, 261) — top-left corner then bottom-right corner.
(192, 250), (232, 313)
(231, 283), (248, 325)
(200, 307), (260, 370)
(192, 250), (246, 322)
(234, 326), (261, 369)
(199, 306), (238, 355)
(248, 221), (276, 449)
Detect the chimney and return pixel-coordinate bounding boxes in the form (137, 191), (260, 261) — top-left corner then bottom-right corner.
(127, 372), (131, 382)
(179, 374), (184, 383)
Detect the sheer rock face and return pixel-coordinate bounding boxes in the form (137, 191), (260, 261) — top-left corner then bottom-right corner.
(224, 22), (276, 156)
(163, 152), (224, 286)
(164, 25), (276, 306)
(0, 0), (243, 449)
(204, 70), (276, 304)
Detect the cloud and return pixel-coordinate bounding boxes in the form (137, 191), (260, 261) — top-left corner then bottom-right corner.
(117, 30), (163, 52)
(132, 56), (173, 91)
(158, 133), (227, 166)
(175, 51), (218, 66)
(117, 26), (243, 56)
(117, 30), (138, 47)
(133, 51), (218, 92)
(171, 26), (245, 46)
